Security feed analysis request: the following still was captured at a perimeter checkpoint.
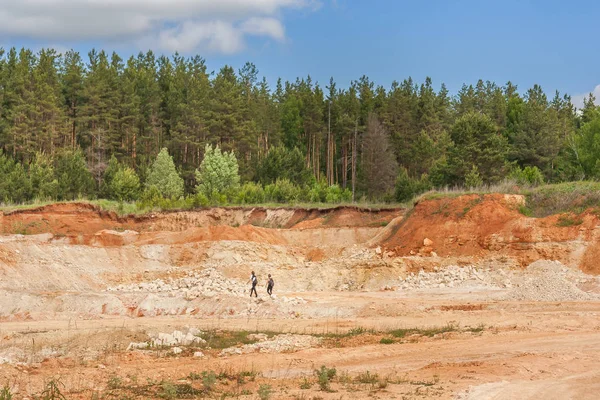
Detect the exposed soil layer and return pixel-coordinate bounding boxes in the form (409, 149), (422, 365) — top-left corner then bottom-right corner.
(0, 203), (401, 235)
(2, 196), (600, 399)
(380, 193), (600, 274)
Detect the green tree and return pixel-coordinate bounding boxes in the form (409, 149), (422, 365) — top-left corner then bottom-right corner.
(100, 154), (120, 198)
(0, 151), (31, 203)
(464, 165), (483, 188)
(360, 114), (398, 199)
(446, 112), (508, 185)
(145, 147), (184, 198)
(55, 149), (95, 200)
(256, 146), (313, 187)
(577, 116), (600, 179)
(29, 152), (58, 200)
(195, 144), (240, 197)
(110, 166), (141, 201)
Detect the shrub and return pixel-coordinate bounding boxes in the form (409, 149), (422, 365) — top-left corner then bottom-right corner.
(464, 165), (483, 189)
(39, 378), (67, 400)
(265, 179), (301, 203)
(508, 165), (544, 186)
(395, 168), (431, 202)
(314, 365), (336, 392)
(236, 182), (265, 204)
(0, 384), (13, 400)
(202, 371), (217, 392)
(257, 384), (273, 400)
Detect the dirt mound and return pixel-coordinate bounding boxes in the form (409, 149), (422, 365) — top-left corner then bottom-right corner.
(381, 194), (600, 273)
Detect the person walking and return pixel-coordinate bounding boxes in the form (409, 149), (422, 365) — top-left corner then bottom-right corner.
(249, 271), (258, 297)
(266, 274), (274, 296)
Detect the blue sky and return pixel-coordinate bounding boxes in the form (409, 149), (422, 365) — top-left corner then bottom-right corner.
(1, 0), (598, 106)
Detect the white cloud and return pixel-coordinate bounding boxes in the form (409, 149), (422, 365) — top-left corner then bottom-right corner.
(0, 0), (318, 54)
(572, 84), (600, 110)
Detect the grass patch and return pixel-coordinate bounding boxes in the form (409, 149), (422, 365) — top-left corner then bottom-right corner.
(197, 330), (268, 349)
(379, 337), (394, 344)
(520, 181), (600, 217)
(355, 371), (379, 384)
(556, 214), (584, 227)
(389, 323), (457, 339)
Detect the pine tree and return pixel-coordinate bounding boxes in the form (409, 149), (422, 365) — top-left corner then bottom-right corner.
(55, 149), (95, 200)
(110, 166), (141, 202)
(29, 152), (58, 200)
(195, 144), (240, 197)
(360, 114), (398, 199)
(447, 112), (508, 185)
(61, 50), (85, 149)
(145, 147), (184, 198)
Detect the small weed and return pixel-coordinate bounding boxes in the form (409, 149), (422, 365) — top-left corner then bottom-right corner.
(377, 379), (389, 389)
(380, 337), (394, 344)
(355, 371), (379, 384)
(39, 378), (67, 400)
(188, 372), (201, 381)
(236, 370), (257, 384)
(465, 323), (485, 333)
(107, 375), (122, 390)
(159, 381), (177, 399)
(314, 366), (336, 392)
(202, 371), (217, 392)
(0, 385), (13, 400)
(300, 378), (312, 389)
(257, 384), (273, 400)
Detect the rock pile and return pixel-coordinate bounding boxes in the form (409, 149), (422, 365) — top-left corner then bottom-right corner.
(400, 265), (501, 290)
(127, 328), (206, 351)
(107, 268), (248, 298)
(504, 260), (598, 302)
(219, 334), (321, 356)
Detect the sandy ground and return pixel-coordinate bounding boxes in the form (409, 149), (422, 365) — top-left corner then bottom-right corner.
(2, 202), (600, 399)
(2, 291), (600, 399)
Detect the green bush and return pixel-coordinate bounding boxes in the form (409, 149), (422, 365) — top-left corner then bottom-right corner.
(395, 168), (431, 202)
(464, 165), (483, 188)
(508, 165), (544, 186)
(314, 365), (337, 392)
(236, 182), (265, 204)
(257, 384), (273, 400)
(265, 179), (301, 203)
(0, 384), (13, 400)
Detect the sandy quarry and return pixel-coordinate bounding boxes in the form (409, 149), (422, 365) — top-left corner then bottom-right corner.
(1, 195), (600, 399)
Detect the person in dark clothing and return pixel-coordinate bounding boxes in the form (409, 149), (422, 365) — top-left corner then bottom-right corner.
(266, 274), (274, 296)
(249, 271), (258, 297)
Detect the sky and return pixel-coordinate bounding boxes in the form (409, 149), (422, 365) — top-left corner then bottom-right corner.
(1, 0), (599, 108)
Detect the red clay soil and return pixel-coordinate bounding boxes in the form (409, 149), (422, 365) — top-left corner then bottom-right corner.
(382, 194), (600, 273)
(0, 203), (402, 236)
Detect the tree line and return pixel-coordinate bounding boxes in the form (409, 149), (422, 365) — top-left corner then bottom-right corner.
(1, 47), (600, 205)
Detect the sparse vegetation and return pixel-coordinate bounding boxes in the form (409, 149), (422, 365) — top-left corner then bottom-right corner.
(257, 384), (273, 400)
(314, 366), (337, 392)
(38, 378), (67, 400)
(0, 385), (13, 400)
